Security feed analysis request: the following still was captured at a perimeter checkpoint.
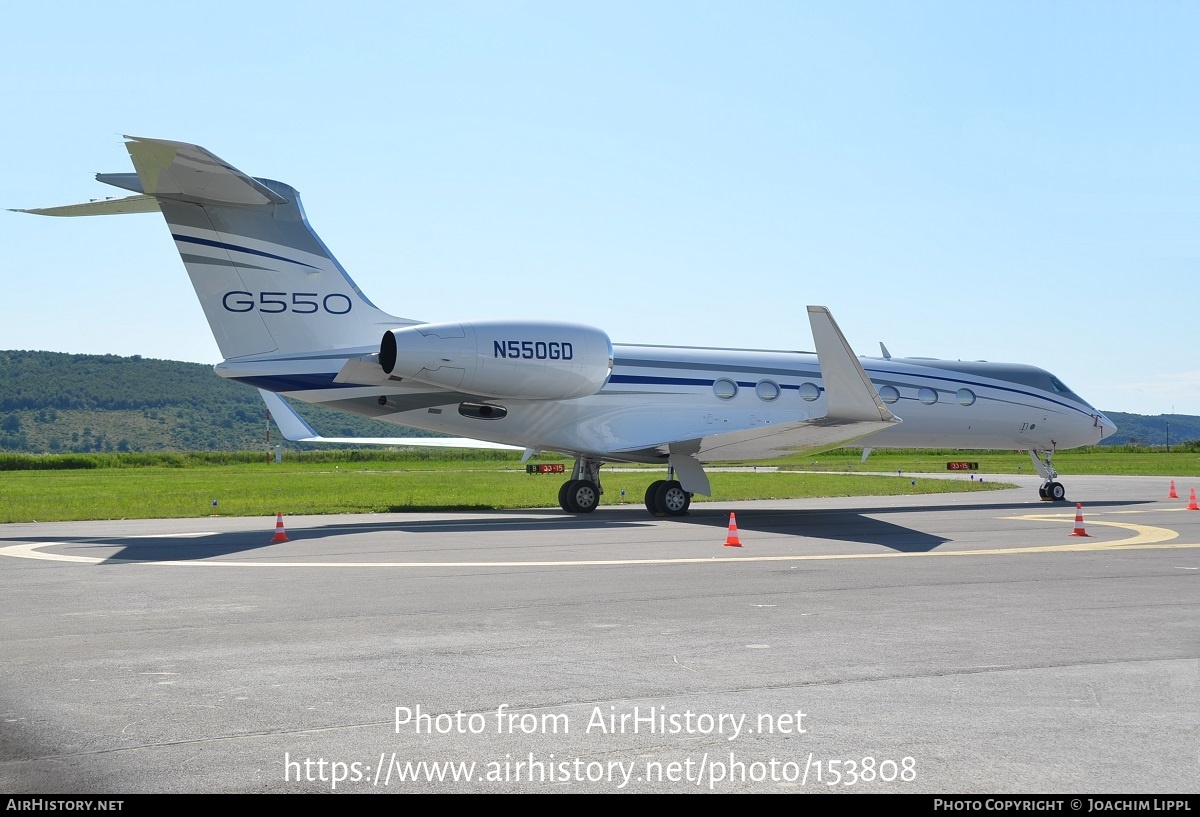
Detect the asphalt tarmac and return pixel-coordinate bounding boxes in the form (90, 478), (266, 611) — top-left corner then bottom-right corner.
(1, 474), (1196, 793)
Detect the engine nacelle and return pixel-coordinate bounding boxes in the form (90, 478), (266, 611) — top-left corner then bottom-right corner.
(380, 320), (613, 401)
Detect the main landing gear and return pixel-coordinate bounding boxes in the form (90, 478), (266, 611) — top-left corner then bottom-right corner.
(1029, 448), (1067, 502)
(558, 458), (602, 514)
(644, 466), (692, 517)
(556, 460), (694, 517)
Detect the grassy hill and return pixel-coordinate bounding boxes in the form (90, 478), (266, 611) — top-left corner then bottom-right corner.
(0, 350), (1196, 454)
(0, 350), (437, 453)
(1100, 411), (1200, 448)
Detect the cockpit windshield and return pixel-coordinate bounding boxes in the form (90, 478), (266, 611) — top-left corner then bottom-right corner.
(1049, 377), (1072, 395)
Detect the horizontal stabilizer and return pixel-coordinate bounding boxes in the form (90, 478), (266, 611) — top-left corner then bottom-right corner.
(11, 195), (159, 216)
(122, 135), (288, 206)
(259, 390), (522, 450)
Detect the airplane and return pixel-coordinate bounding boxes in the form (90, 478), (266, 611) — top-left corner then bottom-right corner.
(14, 136), (1117, 516)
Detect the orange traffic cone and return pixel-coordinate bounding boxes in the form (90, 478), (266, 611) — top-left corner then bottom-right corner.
(1169, 480), (1179, 499)
(1189, 489), (1199, 512)
(272, 512), (289, 543)
(1069, 503), (1090, 537)
(723, 513), (743, 548)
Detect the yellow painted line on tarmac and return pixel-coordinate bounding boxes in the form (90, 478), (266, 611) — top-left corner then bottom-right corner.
(1100, 508), (1200, 515)
(998, 514), (1180, 551)
(0, 513), (1195, 568)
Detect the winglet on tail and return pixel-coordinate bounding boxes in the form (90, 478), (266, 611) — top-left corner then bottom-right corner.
(806, 306), (897, 424)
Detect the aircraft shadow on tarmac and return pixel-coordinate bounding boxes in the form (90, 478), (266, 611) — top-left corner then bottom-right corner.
(16, 498), (1152, 565)
(650, 498), (1151, 552)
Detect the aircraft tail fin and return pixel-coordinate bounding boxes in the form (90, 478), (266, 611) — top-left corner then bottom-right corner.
(19, 136), (417, 361)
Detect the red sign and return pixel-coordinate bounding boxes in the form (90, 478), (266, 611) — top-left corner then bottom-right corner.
(946, 461), (979, 471)
(526, 463), (566, 474)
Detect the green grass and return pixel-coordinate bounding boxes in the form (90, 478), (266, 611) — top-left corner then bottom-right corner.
(4, 445), (1197, 524)
(0, 464), (1009, 523)
(5, 445), (1199, 476)
(0, 448), (523, 471)
(765, 447), (1200, 477)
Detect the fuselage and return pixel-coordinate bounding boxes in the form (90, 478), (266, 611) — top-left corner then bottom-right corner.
(218, 342), (1116, 461)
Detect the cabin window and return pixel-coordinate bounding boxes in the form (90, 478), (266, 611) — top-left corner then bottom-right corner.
(918, 387), (938, 405)
(798, 382), (820, 401)
(756, 380), (780, 401)
(956, 388), (976, 406)
(878, 385), (900, 404)
(713, 378), (738, 399)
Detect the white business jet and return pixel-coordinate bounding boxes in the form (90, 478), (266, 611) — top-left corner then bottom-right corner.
(15, 137), (1117, 516)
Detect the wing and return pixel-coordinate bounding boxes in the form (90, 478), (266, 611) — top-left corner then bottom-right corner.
(259, 389), (523, 450)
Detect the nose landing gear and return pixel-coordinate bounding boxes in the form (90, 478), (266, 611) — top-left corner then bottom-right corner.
(1030, 448), (1066, 502)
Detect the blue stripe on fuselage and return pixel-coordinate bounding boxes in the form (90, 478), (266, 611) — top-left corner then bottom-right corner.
(607, 367), (1091, 417)
(607, 374), (714, 387)
(860, 365), (1091, 417)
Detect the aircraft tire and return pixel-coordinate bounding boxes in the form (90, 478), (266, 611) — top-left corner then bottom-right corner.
(1047, 481), (1067, 502)
(564, 479), (600, 513)
(654, 480), (691, 516)
(644, 480), (667, 514)
(558, 481), (573, 512)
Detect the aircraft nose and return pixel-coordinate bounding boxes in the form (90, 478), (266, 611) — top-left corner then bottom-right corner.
(1096, 413), (1118, 440)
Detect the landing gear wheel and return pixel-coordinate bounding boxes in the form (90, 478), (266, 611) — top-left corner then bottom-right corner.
(644, 480), (667, 514)
(1047, 481), (1066, 502)
(558, 481), (574, 512)
(654, 480), (691, 516)
(1038, 485), (1049, 500)
(563, 479), (600, 513)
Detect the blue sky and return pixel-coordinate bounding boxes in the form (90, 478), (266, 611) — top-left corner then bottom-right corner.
(3, 1), (1198, 416)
